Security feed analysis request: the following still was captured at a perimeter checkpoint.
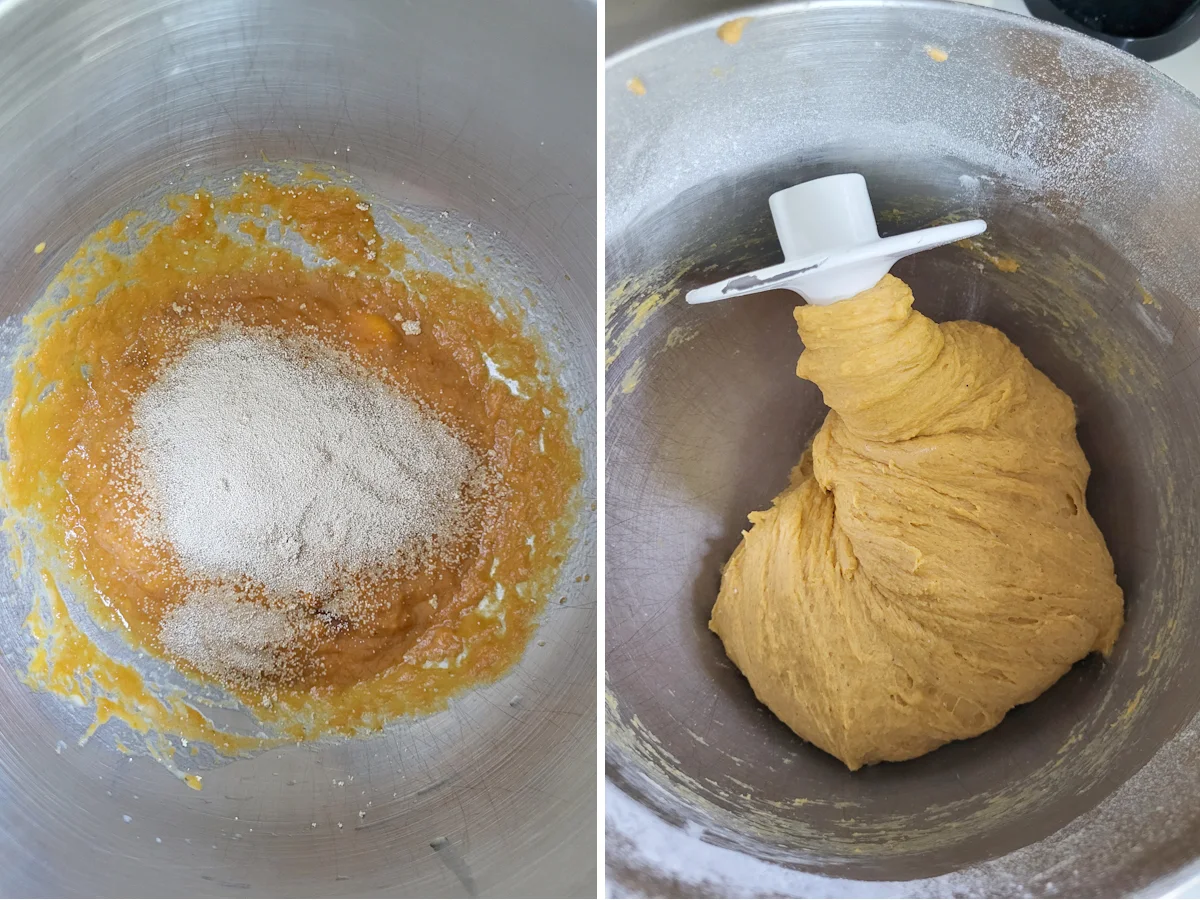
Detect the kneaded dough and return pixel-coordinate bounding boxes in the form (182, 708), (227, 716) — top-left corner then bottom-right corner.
(710, 275), (1123, 770)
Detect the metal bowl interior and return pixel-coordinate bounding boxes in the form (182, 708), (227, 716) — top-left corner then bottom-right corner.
(606, 3), (1200, 896)
(0, 1), (596, 896)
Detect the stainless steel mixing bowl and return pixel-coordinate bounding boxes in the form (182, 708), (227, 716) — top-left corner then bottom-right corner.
(0, 0), (596, 895)
(606, 2), (1200, 896)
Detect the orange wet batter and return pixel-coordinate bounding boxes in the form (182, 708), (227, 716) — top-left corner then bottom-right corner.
(3, 170), (580, 756)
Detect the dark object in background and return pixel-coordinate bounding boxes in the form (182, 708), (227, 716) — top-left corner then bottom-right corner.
(1027, 0), (1200, 60)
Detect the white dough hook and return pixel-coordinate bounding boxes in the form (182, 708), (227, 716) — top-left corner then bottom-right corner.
(684, 173), (987, 306)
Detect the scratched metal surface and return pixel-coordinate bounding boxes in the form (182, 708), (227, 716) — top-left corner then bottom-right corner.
(607, 2), (1200, 897)
(0, 0), (596, 896)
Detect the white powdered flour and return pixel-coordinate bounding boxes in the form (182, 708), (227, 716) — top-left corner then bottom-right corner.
(131, 330), (475, 597)
(158, 584), (303, 684)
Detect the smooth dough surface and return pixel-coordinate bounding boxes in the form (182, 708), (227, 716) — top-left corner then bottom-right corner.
(710, 275), (1124, 770)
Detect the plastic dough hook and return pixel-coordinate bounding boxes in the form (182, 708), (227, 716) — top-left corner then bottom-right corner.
(685, 173), (987, 306)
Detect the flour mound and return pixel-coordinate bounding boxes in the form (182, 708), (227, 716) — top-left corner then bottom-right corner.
(131, 330), (475, 597)
(158, 584), (305, 685)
